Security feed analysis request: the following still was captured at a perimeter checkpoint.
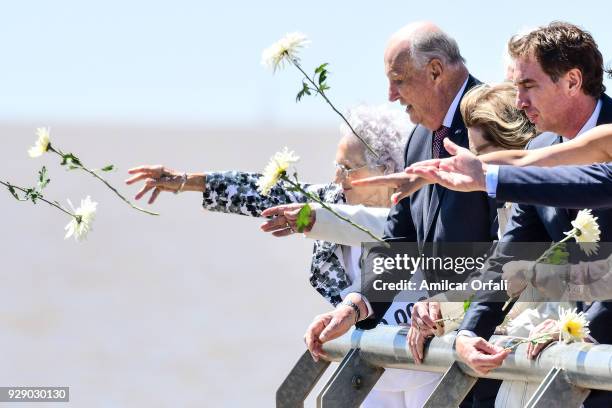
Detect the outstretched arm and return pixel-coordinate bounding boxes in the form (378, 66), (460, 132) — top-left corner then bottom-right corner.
(260, 203), (388, 246)
(479, 124), (612, 167)
(126, 165), (339, 217)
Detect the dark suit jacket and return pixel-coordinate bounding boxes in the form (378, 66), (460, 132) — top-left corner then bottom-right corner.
(460, 93), (612, 343)
(359, 75), (499, 327)
(496, 163), (612, 209)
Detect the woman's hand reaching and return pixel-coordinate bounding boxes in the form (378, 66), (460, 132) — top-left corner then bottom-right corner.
(260, 203), (317, 236)
(125, 165), (205, 204)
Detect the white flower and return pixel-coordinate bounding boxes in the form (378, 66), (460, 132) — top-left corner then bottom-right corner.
(64, 196), (97, 241)
(28, 127), (51, 158)
(557, 306), (590, 343)
(261, 32), (310, 72)
(257, 147), (300, 195)
(565, 209), (601, 256)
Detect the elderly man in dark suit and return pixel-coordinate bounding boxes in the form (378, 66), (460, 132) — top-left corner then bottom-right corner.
(303, 21), (501, 407)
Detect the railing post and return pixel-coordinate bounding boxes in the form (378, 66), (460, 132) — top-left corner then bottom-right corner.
(276, 350), (331, 408)
(423, 361), (477, 407)
(316, 348), (384, 408)
(525, 367), (590, 408)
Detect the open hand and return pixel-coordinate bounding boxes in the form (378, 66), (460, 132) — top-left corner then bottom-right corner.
(126, 165), (188, 204)
(260, 203), (316, 236)
(350, 173), (427, 204)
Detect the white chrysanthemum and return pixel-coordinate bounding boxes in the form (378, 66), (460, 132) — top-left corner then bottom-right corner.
(558, 306), (590, 343)
(64, 196), (97, 241)
(257, 147), (300, 196)
(261, 32), (310, 72)
(28, 127), (51, 158)
(565, 209), (601, 256)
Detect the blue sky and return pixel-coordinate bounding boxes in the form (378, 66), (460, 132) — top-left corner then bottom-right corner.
(2, 0), (611, 126)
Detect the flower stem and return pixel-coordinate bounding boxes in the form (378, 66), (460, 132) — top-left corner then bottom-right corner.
(1, 179), (77, 219)
(503, 331), (560, 352)
(282, 176), (387, 244)
(501, 233), (576, 311)
(434, 315), (463, 324)
(49, 147), (159, 216)
(291, 60), (379, 159)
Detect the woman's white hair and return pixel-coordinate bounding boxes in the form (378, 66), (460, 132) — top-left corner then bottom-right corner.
(340, 105), (410, 173)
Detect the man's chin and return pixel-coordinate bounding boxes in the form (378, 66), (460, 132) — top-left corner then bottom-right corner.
(405, 111), (419, 126)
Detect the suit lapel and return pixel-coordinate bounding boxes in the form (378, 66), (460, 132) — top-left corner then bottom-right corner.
(537, 135), (573, 237)
(405, 126), (433, 243)
(423, 127), (468, 240)
(596, 93), (612, 125)
(422, 77), (477, 241)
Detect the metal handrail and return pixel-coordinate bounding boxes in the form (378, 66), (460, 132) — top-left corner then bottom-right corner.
(277, 325), (612, 407)
(322, 325), (612, 390)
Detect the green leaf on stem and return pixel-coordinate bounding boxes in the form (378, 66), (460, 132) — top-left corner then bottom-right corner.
(463, 295), (474, 313)
(314, 63), (330, 90)
(296, 81), (312, 102)
(529, 334), (553, 345)
(25, 187), (42, 204)
(37, 166), (50, 191)
(319, 70), (327, 85)
(544, 243), (569, 265)
(296, 203), (312, 233)
(61, 153), (82, 168)
(314, 63), (329, 74)
(7, 184), (20, 200)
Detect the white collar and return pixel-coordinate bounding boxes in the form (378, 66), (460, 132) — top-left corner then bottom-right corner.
(442, 77), (469, 128)
(576, 98), (602, 138)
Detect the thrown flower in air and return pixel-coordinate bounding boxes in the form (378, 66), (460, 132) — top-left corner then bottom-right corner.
(257, 147), (300, 195)
(28, 127), (51, 158)
(262, 33), (378, 158)
(261, 32), (310, 72)
(65, 196), (98, 241)
(558, 306), (590, 344)
(565, 209), (601, 256)
(26, 127), (157, 216)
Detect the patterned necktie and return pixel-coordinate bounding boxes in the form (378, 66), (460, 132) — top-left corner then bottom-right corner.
(433, 126), (451, 159)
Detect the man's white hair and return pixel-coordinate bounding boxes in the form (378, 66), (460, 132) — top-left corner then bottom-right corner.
(410, 29), (465, 69)
(340, 105), (410, 173)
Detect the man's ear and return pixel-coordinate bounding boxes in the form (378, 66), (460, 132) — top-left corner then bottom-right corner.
(429, 59), (443, 81)
(565, 68), (583, 96)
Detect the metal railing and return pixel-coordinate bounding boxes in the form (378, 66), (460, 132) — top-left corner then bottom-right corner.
(277, 325), (612, 408)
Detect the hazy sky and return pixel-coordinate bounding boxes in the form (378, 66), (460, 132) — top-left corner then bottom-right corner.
(2, 0), (611, 126)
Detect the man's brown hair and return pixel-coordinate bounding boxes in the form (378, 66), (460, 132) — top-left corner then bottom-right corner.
(508, 21), (610, 97)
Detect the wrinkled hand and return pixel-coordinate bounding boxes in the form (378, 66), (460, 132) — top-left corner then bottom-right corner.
(304, 306), (355, 362)
(125, 165), (184, 204)
(502, 260), (533, 298)
(260, 203), (316, 237)
(455, 335), (511, 375)
(526, 319), (558, 360)
(350, 172), (427, 204)
(408, 301), (444, 363)
(406, 139), (487, 193)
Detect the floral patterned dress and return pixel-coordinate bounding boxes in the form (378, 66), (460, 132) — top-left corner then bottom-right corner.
(202, 171), (352, 306)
